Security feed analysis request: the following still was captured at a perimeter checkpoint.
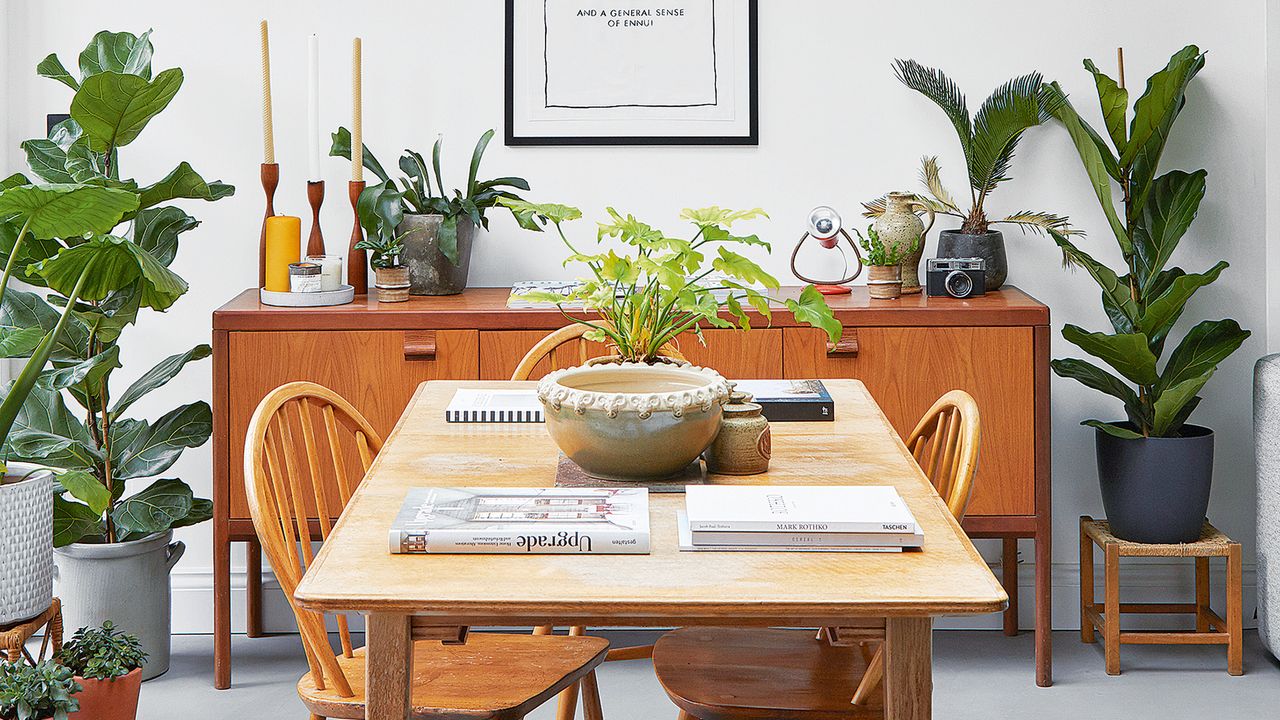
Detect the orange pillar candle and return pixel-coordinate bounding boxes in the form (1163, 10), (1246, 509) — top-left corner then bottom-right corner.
(264, 215), (302, 291)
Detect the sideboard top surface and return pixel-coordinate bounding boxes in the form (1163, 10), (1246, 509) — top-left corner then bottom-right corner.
(213, 286), (1049, 331)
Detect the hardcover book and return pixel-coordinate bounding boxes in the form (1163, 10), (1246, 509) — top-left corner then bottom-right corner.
(732, 380), (834, 422)
(389, 487), (650, 554)
(445, 388), (544, 423)
(676, 512), (905, 553)
(684, 485), (921, 535)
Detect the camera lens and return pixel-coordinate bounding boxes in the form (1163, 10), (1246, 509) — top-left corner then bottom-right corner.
(944, 270), (973, 298)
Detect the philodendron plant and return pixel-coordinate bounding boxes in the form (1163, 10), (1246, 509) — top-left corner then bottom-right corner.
(2, 30), (234, 544)
(1046, 45), (1249, 439)
(497, 201), (842, 362)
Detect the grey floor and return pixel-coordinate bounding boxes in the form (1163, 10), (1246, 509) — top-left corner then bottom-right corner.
(134, 630), (1279, 719)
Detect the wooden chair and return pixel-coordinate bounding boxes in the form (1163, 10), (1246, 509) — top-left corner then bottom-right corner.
(244, 381), (609, 720)
(652, 390), (981, 719)
(511, 323), (687, 381)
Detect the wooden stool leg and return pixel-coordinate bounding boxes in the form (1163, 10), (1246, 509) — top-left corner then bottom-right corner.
(1002, 538), (1019, 636)
(1228, 543), (1243, 676)
(1104, 542), (1120, 675)
(677, 712), (696, 720)
(1195, 557), (1210, 632)
(1080, 523), (1095, 643)
(246, 539), (264, 638)
(5, 647), (18, 663)
(49, 602), (62, 657)
(554, 627), (587, 720)
(581, 670), (604, 720)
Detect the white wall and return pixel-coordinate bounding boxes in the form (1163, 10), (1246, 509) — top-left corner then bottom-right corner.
(3, 0), (1269, 632)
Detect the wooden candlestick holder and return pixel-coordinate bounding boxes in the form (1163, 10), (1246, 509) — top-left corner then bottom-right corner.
(258, 163), (279, 287)
(306, 180), (326, 257)
(347, 180), (368, 294)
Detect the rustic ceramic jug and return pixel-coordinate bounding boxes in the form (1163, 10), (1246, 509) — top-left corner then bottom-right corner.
(704, 394), (771, 476)
(873, 192), (935, 294)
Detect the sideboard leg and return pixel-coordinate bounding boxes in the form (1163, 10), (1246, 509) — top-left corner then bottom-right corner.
(1002, 537), (1019, 636)
(1035, 524), (1053, 686)
(214, 520), (231, 689)
(246, 539), (264, 638)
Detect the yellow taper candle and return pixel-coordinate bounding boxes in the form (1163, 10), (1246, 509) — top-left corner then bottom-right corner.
(264, 215), (301, 291)
(352, 37), (363, 182)
(260, 20), (274, 164)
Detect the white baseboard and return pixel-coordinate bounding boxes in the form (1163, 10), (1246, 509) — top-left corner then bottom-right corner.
(170, 556), (1261, 634)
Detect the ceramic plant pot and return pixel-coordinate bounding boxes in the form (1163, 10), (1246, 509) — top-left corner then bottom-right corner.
(399, 213), (476, 296)
(1095, 423), (1215, 543)
(866, 264), (903, 300)
(374, 265), (410, 303)
(936, 230), (1007, 290)
(70, 668), (142, 720)
(538, 362), (732, 482)
(0, 463), (55, 625)
(55, 532), (185, 680)
(704, 400), (771, 476)
(872, 191), (934, 294)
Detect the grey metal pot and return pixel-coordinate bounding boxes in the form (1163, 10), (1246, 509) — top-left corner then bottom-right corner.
(398, 213), (476, 296)
(54, 531), (185, 680)
(0, 464), (54, 624)
(936, 229), (1007, 290)
(1095, 423), (1214, 543)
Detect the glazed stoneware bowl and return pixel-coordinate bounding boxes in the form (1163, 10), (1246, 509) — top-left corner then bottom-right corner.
(537, 362), (732, 482)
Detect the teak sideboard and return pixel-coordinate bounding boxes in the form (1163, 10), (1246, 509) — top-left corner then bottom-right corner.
(210, 286), (1052, 688)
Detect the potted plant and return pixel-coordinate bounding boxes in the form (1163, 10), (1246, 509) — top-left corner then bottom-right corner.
(6, 30), (234, 677)
(331, 127), (535, 295)
(853, 223), (920, 300)
(865, 60), (1074, 290)
(500, 200), (841, 482)
(1045, 45), (1250, 543)
(57, 622), (146, 720)
(356, 230), (409, 303)
(0, 660), (80, 720)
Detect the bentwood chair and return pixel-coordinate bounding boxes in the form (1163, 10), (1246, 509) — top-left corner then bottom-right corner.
(244, 381), (608, 720)
(652, 390), (981, 719)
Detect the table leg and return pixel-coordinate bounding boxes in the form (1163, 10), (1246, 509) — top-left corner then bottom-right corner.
(246, 539), (263, 638)
(214, 520), (231, 689)
(366, 613), (412, 720)
(884, 617), (932, 720)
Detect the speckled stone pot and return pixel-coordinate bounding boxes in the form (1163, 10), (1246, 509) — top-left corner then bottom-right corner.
(873, 192), (935, 294)
(705, 401), (771, 475)
(399, 213), (475, 296)
(937, 230), (1006, 290)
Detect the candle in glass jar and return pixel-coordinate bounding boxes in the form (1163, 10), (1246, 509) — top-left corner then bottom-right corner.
(306, 254), (344, 291)
(264, 215), (302, 292)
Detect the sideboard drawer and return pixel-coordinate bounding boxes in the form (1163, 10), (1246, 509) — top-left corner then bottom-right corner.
(783, 326), (1036, 516)
(226, 329), (479, 518)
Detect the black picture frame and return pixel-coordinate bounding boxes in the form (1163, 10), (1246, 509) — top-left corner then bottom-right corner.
(505, 0), (758, 146)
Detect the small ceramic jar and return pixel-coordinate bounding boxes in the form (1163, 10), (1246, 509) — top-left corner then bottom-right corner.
(705, 399), (771, 476)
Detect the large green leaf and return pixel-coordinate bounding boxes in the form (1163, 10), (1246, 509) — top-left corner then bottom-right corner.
(170, 496), (213, 529)
(5, 384), (98, 469)
(53, 495), (102, 546)
(37, 53), (79, 91)
(70, 68), (182, 151)
(1082, 419), (1145, 439)
(1047, 85), (1127, 250)
(37, 344), (121, 395)
(131, 205), (197, 267)
(136, 162), (234, 210)
(329, 126), (391, 183)
(1153, 370), (1214, 437)
(112, 401), (212, 480)
(893, 59), (973, 169)
(1126, 46), (1205, 211)
(356, 180), (405, 246)
(112, 478), (193, 536)
(57, 469), (110, 516)
(710, 247), (780, 289)
(20, 140), (73, 183)
(28, 235), (187, 311)
(0, 184), (138, 238)
(1133, 170), (1206, 289)
(466, 129), (495, 197)
(1061, 324), (1158, 386)
(1050, 357), (1143, 422)
(968, 72), (1050, 193)
(0, 327), (45, 359)
(1135, 261), (1226, 340)
(1156, 319), (1250, 396)
(0, 288), (90, 360)
(78, 29), (154, 80)
(63, 286), (141, 347)
(111, 344), (210, 417)
(1049, 229), (1137, 325)
(1083, 59), (1128, 155)
(784, 285), (842, 344)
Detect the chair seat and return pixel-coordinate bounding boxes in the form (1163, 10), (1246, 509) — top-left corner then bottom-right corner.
(298, 632), (609, 720)
(653, 628), (883, 720)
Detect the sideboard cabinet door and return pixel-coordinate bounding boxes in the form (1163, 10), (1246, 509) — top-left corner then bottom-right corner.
(226, 329), (479, 518)
(783, 326), (1036, 516)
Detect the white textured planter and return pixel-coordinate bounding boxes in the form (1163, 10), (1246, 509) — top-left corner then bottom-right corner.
(0, 463), (55, 625)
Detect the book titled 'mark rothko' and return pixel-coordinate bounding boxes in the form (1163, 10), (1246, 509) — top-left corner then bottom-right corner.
(445, 388), (543, 423)
(684, 486), (921, 536)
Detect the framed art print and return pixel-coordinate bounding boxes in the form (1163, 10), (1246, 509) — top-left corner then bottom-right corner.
(505, 0), (758, 146)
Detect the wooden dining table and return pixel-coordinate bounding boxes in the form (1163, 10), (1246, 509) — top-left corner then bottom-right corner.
(293, 379), (1007, 720)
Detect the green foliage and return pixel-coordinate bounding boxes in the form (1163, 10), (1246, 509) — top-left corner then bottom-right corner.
(1046, 46), (1249, 438)
(498, 200), (841, 362)
(0, 660), (80, 720)
(354, 228), (408, 269)
(57, 621), (147, 680)
(853, 224), (918, 266)
(331, 128), (535, 266)
(2, 30), (232, 544)
(867, 61), (1071, 238)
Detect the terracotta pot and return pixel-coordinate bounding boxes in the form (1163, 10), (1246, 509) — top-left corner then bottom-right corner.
(71, 668), (142, 720)
(374, 266), (410, 303)
(866, 264), (902, 300)
(873, 191), (934, 294)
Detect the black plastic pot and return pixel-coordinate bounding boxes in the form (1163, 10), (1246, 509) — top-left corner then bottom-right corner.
(1095, 423), (1214, 543)
(936, 230), (1006, 290)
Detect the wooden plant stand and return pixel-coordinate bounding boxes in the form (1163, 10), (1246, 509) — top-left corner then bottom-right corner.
(1079, 516), (1242, 676)
(0, 597), (62, 664)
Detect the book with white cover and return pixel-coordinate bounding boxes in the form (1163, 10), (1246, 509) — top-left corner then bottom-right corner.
(690, 527), (923, 548)
(676, 512), (903, 553)
(684, 486), (921, 534)
(445, 388), (543, 423)
(389, 487), (649, 554)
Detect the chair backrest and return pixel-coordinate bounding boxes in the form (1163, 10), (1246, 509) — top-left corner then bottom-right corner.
(510, 324), (688, 381)
(243, 381), (385, 698)
(904, 390), (981, 522)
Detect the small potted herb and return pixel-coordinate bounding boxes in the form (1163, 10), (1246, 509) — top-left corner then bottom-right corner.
(57, 622), (146, 720)
(355, 231), (409, 303)
(854, 224), (919, 300)
(0, 660), (80, 720)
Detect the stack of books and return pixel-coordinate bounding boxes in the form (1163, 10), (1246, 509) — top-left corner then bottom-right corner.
(678, 486), (923, 552)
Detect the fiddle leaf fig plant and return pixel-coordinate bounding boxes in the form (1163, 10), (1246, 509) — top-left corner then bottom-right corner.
(2, 29), (233, 543)
(1045, 45), (1249, 439)
(498, 200), (841, 362)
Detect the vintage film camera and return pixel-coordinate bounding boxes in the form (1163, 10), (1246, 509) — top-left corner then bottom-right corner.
(926, 258), (986, 298)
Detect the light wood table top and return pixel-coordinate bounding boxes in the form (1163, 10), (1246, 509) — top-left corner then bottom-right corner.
(294, 380), (1007, 625)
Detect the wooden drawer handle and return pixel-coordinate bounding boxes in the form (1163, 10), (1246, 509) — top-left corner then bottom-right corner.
(826, 328), (859, 357)
(403, 330), (437, 360)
